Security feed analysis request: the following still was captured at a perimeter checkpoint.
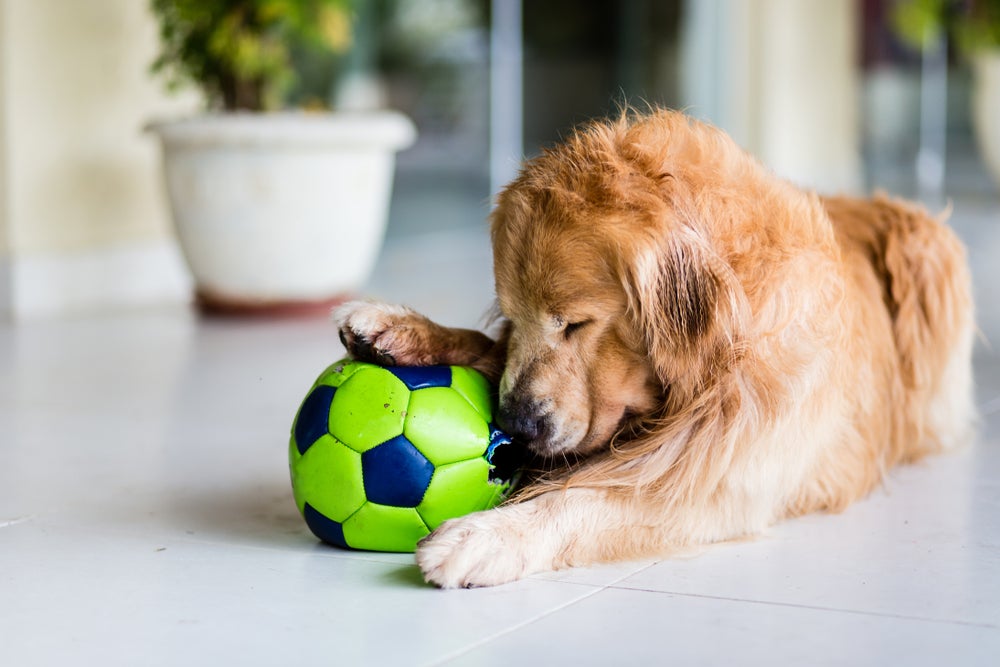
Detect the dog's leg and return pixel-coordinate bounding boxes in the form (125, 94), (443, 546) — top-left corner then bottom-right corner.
(333, 300), (507, 382)
(416, 489), (596, 588)
(415, 487), (745, 588)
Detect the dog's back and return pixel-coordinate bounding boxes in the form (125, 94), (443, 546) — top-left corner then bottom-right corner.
(824, 195), (976, 463)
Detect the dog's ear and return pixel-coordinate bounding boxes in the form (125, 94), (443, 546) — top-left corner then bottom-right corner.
(657, 237), (719, 341)
(623, 227), (745, 388)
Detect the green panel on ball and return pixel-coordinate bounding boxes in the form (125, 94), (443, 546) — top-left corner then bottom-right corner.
(328, 367), (409, 453)
(448, 366), (495, 422)
(341, 502), (430, 552)
(416, 458), (506, 529)
(312, 358), (367, 390)
(289, 434), (365, 521)
(404, 386), (491, 465)
(487, 478), (513, 506)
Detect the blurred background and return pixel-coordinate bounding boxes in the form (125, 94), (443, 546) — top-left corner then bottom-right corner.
(0, 0), (997, 322)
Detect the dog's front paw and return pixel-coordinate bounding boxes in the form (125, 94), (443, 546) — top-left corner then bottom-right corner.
(332, 300), (433, 366)
(416, 508), (541, 589)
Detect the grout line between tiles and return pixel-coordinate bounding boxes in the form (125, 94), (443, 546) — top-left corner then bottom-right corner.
(424, 562), (661, 667)
(423, 587), (607, 667)
(606, 585), (999, 630)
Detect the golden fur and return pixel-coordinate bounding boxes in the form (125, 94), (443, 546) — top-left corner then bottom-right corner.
(334, 109), (975, 588)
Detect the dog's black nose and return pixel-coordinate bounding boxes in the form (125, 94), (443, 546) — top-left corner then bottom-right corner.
(497, 397), (549, 444)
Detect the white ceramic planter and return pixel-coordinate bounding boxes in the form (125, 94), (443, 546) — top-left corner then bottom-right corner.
(148, 112), (415, 313)
(972, 52), (1000, 191)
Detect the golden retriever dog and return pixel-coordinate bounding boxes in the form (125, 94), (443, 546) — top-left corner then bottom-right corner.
(333, 109), (975, 588)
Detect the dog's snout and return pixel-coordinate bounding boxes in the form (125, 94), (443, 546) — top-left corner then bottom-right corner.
(497, 397), (550, 444)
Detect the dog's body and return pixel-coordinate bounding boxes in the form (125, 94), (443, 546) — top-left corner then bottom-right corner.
(335, 110), (975, 588)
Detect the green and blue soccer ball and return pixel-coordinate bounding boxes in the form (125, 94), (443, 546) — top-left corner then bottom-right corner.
(289, 358), (520, 552)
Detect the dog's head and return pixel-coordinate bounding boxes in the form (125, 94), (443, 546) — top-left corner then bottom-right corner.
(490, 111), (747, 459)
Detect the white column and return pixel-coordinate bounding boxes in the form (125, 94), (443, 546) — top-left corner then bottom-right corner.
(489, 0), (523, 202)
(682, 0), (861, 193)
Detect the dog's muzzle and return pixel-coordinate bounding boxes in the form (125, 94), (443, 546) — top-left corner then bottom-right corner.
(496, 395), (553, 451)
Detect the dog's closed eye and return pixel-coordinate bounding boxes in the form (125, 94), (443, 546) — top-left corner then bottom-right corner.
(563, 320), (591, 338)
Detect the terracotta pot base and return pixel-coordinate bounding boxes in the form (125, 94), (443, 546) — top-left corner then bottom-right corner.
(195, 288), (355, 319)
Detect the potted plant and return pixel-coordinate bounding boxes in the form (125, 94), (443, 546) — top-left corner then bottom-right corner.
(146, 0), (415, 314)
(892, 0), (1000, 189)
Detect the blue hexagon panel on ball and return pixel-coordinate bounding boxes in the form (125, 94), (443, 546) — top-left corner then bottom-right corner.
(361, 434), (436, 507)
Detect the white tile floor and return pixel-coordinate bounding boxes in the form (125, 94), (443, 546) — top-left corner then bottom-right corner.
(3, 207), (1000, 665)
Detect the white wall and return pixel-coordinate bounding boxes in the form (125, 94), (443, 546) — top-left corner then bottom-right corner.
(0, 1), (10, 297)
(0, 0), (201, 319)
